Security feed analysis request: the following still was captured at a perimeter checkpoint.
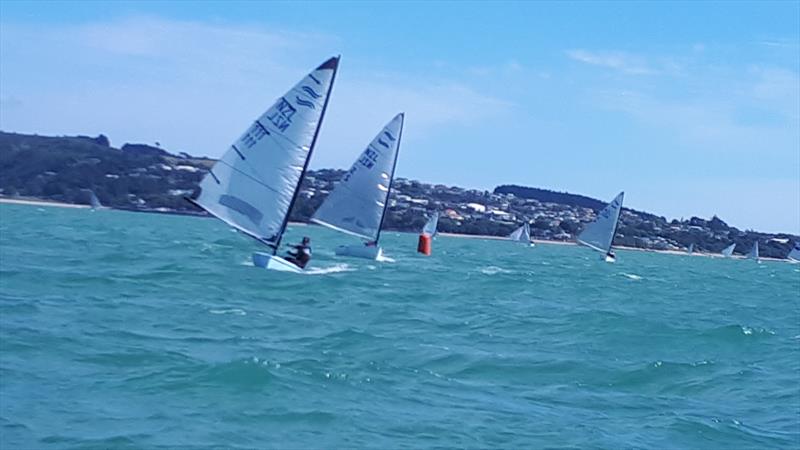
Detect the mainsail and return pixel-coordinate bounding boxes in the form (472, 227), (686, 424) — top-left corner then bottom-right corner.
(89, 190), (101, 210)
(311, 113), (404, 243)
(722, 243), (736, 257)
(189, 56), (339, 253)
(789, 242), (800, 261)
(746, 241), (759, 260)
(509, 222), (531, 243)
(687, 243), (694, 254)
(422, 212), (439, 237)
(577, 192), (624, 253)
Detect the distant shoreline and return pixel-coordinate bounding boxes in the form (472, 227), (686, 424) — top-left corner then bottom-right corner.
(0, 197), (90, 209)
(0, 197), (788, 262)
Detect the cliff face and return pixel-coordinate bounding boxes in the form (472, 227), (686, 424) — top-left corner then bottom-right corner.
(0, 131), (796, 258)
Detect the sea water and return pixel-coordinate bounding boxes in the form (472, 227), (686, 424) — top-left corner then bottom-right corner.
(1, 204), (798, 448)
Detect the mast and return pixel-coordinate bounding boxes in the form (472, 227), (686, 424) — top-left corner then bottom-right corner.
(607, 192), (624, 252)
(272, 56), (340, 255)
(374, 112), (404, 244)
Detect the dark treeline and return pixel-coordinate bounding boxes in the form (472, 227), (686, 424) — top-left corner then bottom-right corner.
(1, 131), (797, 258)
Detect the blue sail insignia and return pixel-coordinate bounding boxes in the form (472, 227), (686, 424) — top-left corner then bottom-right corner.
(295, 96), (315, 109)
(301, 86), (322, 99)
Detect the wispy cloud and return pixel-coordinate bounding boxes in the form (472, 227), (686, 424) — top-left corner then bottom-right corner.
(0, 16), (512, 164)
(566, 49), (659, 75)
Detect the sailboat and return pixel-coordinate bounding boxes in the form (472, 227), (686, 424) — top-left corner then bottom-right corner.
(577, 192), (624, 263)
(746, 241), (759, 262)
(721, 243), (736, 258)
(311, 113), (404, 260)
(187, 56), (339, 273)
(88, 190), (101, 211)
(788, 242), (800, 262)
(508, 222), (533, 246)
(687, 243), (694, 255)
(422, 212), (439, 237)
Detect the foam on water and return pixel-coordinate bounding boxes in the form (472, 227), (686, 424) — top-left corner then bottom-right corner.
(1, 203), (798, 449)
(480, 265), (513, 275)
(303, 263), (354, 275)
(620, 272), (643, 280)
(209, 308), (247, 316)
(375, 254), (396, 263)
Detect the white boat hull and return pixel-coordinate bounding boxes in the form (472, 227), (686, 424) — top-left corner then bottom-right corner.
(335, 244), (382, 260)
(252, 252), (304, 273)
(604, 254), (616, 263)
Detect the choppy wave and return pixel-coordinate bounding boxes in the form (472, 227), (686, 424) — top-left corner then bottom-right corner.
(1, 203), (798, 449)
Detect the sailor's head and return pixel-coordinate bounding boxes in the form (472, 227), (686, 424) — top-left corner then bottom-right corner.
(302, 236), (311, 245)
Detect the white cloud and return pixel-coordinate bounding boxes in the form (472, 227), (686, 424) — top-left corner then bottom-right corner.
(566, 49), (658, 75)
(0, 16), (512, 164)
(589, 63), (799, 152)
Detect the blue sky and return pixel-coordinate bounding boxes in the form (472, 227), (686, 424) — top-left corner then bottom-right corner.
(1, 1), (798, 233)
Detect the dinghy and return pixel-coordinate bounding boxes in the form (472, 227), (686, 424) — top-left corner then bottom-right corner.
(311, 113), (404, 260)
(422, 212), (439, 237)
(187, 56), (339, 273)
(418, 211), (438, 256)
(508, 222), (533, 246)
(788, 242), (800, 262)
(577, 192), (624, 263)
(721, 243), (736, 258)
(88, 190), (102, 211)
(746, 241), (759, 262)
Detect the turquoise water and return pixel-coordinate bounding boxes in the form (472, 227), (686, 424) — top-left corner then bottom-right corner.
(1, 203), (798, 448)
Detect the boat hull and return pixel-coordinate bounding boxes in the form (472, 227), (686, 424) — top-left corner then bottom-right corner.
(335, 244), (383, 260)
(252, 252), (304, 273)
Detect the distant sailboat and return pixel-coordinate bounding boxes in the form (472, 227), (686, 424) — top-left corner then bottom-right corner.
(721, 243), (736, 258)
(788, 242), (800, 262)
(746, 241), (759, 261)
(311, 113), (404, 260)
(687, 243), (694, 255)
(508, 222), (533, 246)
(422, 212), (439, 237)
(88, 190), (101, 211)
(187, 56), (339, 273)
(577, 192), (624, 262)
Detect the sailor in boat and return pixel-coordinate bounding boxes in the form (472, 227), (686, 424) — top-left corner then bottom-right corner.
(285, 237), (312, 269)
(606, 250), (616, 262)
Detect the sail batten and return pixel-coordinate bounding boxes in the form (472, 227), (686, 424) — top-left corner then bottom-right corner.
(191, 56), (339, 251)
(312, 113), (405, 243)
(577, 192), (624, 254)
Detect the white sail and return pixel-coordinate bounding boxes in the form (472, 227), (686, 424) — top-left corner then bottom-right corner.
(722, 243), (736, 257)
(746, 241), (759, 260)
(687, 243), (694, 254)
(789, 242), (800, 261)
(577, 192), (624, 253)
(89, 190), (101, 210)
(508, 222), (531, 243)
(191, 57), (339, 251)
(422, 212), (439, 237)
(311, 113), (404, 243)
